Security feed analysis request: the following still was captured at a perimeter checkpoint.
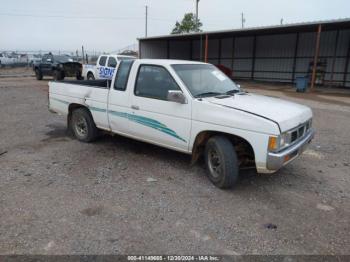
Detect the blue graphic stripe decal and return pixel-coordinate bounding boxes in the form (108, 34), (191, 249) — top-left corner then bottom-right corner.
(51, 98), (186, 143)
(89, 106), (107, 113)
(110, 110), (186, 143)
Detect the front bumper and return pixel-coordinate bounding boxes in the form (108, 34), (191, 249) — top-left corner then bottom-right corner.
(266, 128), (315, 171)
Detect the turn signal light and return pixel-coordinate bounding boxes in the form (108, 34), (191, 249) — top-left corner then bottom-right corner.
(268, 136), (278, 151)
(284, 155), (291, 162)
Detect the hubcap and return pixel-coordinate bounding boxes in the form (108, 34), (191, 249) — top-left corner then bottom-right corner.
(208, 148), (223, 178)
(74, 116), (88, 138)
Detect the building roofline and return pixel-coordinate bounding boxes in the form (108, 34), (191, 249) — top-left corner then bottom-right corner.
(138, 18), (350, 41)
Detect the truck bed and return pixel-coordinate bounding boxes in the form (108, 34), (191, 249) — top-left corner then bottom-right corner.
(49, 79), (110, 117)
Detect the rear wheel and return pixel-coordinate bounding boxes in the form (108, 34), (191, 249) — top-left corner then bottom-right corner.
(204, 136), (239, 189)
(87, 72), (95, 80)
(71, 108), (98, 142)
(53, 70), (64, 81)
(35, 68), (43, 80)
(76, 71), (83, 80)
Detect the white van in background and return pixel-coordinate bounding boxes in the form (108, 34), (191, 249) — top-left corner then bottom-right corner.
(82, 54), (135, 80)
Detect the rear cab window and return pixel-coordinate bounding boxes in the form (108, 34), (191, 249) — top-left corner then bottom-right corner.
(114, 60), (134, 91)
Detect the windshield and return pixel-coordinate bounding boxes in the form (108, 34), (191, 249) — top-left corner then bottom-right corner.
(172, 64), (239, 97)
(54, 55), (75, 63)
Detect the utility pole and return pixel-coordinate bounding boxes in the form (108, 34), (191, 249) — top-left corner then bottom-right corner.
(241, 13), (245, 28)
(145, 5), (148, 37)
(280, 18), (284, 25)
(195, 0), (200, 31)
(81, 46), (85, 64)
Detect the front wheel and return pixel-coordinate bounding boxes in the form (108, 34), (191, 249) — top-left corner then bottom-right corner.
(205, 136), (239, 189)
(35, 68), (43, 80)
(71, 108), (99, 142)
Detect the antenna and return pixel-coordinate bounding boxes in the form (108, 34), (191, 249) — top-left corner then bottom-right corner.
(241, 13), (246, 28)
(195, 0), (200, 31)
(145, 5), (148, 37)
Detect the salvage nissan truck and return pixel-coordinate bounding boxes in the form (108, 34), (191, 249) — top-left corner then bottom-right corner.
(48, 59), (315, 189)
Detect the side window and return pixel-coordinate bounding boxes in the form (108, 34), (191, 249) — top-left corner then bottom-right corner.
(99, 56), (107, 66)
(107, 57), (117, 68)
(134, 65), (180, 100)
(114, 60), (134, 91)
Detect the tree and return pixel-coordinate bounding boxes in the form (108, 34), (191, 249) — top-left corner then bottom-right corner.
(171, 13), (203, 34)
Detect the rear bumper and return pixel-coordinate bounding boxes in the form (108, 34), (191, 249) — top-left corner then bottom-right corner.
(266, 128), (315, 171)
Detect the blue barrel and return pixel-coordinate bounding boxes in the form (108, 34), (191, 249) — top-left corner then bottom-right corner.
(295, 76), (309, 92)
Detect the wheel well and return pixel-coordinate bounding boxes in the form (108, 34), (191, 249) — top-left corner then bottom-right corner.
(67, 104), (90, 131)
(87, 71), (94, 76)
(191, 131), (255, 168)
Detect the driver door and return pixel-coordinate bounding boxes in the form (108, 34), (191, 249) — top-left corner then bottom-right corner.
(128, 64), (191, 152)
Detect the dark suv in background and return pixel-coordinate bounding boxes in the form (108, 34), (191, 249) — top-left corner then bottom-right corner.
(33, 53), (83, 80)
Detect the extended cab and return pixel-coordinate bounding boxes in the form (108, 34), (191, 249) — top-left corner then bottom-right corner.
(49, 59), (315, 189)
(82, 54), (135, 80)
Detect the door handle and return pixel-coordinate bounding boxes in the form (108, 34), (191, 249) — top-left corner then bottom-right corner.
(131, 105), (140, 110)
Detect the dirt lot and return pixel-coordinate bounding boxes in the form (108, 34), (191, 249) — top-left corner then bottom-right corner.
(0, 76), (349, 255)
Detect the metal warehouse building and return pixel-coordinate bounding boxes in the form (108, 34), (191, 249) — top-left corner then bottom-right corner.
(139, 19), (350, 88)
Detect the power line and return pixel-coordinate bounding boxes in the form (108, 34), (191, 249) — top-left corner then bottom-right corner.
(0, 12), (176, 22)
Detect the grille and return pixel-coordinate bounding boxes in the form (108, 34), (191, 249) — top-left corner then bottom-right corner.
(290, 120), (311, 144)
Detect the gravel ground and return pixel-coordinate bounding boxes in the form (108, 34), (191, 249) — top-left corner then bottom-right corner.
(0, 77), (349, 255)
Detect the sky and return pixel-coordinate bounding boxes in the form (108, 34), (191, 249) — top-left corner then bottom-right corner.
(0, 0), (349, 54)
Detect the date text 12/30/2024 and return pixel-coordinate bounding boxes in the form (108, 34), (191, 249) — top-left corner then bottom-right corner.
(127, 255), (220, 261)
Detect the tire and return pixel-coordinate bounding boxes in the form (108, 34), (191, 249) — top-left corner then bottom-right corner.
(71, 108), (99, 142)
(35, 68), (43, 80)
(204, 136), (239, 189)
(53, 70), (64, 81)
(87, 72), (95, 80)
(76, 71), (83, 80)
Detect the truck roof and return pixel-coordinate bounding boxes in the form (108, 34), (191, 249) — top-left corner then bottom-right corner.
(134, 59), (206, 65)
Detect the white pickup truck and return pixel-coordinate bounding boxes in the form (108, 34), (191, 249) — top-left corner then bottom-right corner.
(82, 54), (135, 80)
(49, 59), (314, 189)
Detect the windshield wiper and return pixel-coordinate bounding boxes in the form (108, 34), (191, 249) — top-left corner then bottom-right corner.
(225, 89), (240, 95)
(195, 92), (222, 98)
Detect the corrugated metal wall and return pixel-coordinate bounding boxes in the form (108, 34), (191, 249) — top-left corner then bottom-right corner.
(140, 28), (350, 87)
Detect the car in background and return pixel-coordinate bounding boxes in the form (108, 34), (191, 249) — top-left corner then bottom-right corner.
(28, 54), (42, 67)
(33, 53), (83, 81)
(0, 53), (16, 67)
(82, 54), (135, 80)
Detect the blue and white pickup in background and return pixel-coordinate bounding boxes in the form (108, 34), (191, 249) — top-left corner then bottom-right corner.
(82, 54), (136, 80)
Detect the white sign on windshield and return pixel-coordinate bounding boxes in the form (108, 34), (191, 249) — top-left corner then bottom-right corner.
(212, 70), (226, 81)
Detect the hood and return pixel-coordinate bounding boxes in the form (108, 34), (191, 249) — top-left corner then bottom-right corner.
(206, 93), (312, 132)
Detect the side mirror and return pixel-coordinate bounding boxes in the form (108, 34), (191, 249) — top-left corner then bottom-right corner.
(236, 84), (241, 90)
(167, 90), (187, 104)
